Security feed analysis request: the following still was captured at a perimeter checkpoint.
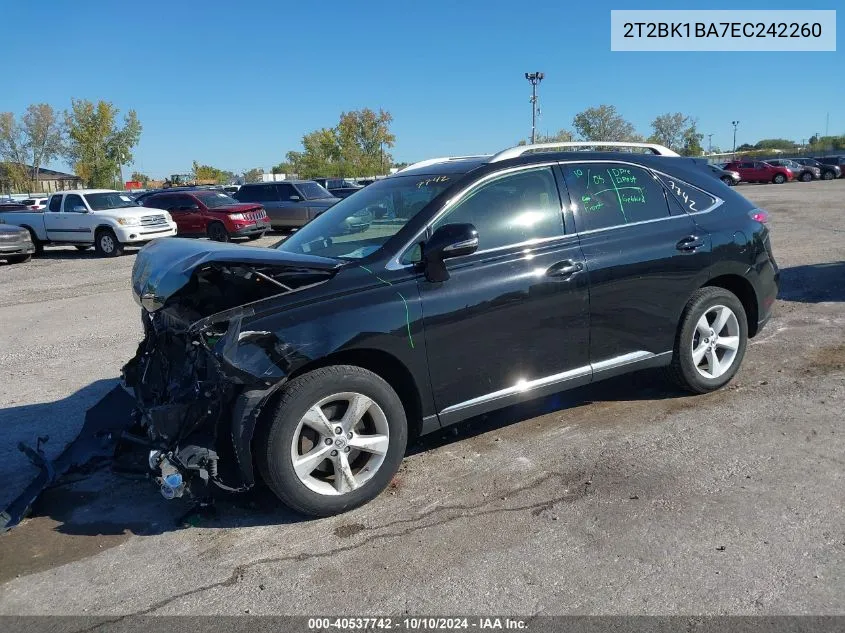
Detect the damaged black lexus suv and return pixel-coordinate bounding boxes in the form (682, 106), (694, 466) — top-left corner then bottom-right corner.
(123, 142), (779, 516)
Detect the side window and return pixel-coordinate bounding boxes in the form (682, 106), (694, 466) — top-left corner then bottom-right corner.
(562, 163), (669, 232)
(236, 185), (274, 202)
(48, 195), (62, 212)
(63, 194), (86, 213)
(432, 166), (563, 251)
(277, 184), (299, 201)
(654, 174), (718, 214)
(740, 162), (754, 169)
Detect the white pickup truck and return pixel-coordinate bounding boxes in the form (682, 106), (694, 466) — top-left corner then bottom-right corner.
(0, 189), (177, 257)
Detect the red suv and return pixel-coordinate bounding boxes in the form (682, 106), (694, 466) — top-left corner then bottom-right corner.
(140, 189), (270, 241)
(723, 160), (793, 184)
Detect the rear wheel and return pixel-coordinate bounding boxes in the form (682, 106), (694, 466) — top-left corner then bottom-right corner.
(257, 365), (408, 516)
(800, 171), (813, 182)
(94, 228), (123, 257)
(207, 222), (229, 242)
(772, 173), (786, 184)
(666, 287), (748, 394)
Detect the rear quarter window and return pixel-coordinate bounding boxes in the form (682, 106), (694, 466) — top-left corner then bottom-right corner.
(654, 173), (718, 214)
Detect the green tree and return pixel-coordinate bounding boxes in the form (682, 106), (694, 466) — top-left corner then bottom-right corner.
(271, 162), (294, 175)
(648, 112), (689, 151)
(191, 161), (236, 184)
(517, 129), (574, 146)
(64, 100), (141, 188)
(681, 123), (704, 156)
(286, 108), (396, 179)
(754, 138), (796, 150)
(0, 104), (64, 189)
(572, 105), (639, 142)
(736, 143), (755, 152)
(241, 167), (264, 183)
(130, 171), (149, 185)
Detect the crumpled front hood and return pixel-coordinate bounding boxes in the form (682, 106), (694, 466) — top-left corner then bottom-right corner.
(132, 237), (340, 312)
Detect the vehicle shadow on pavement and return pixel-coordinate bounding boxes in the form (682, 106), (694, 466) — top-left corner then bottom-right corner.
(778, 262), (845, 303)
(9, 368), (688, 544)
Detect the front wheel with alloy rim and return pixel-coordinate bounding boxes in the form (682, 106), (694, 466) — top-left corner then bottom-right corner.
(772, 173), (786, 184)
(666, 287), (748, 394)
(800, 172), (813, 182)
(822, 171), (834, 180)
(95, 228), (123, 257)
(257, 365), (408, 516)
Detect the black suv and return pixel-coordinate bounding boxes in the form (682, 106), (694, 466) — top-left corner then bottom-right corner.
(125, 143), (779, 516)
(814, 156), (845, 178)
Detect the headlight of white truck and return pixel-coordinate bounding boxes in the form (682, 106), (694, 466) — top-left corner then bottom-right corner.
(117, 217), (142, 226)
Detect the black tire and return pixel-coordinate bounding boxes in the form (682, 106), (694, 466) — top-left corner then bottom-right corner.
(720, 176), (733, 186)
(94, 228), (123, 257)
(800, 171), (812, 182)
(246, 232), (265, 241)
(772, 173), (786, 184)
(75, 245), (92, 251)
(5, 254), (31, 264)
(257, 365), (408, 516)
(207, 222), (229, 242)
(822, 171), (834, 181)
(665, 287), (748, 394)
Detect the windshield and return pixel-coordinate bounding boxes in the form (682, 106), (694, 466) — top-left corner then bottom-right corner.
(194, 191), (239, 208)
(85, 192), (137, 210)
(277, 174), (455, 260)
(297, 182), (335, 200)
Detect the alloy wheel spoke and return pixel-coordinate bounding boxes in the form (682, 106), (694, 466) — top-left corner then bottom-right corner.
(301, 405), (334, 437)
(705, 348), (721, 377)
(340, 394), (374, 432)
(716, 335), (740, 351)
(712, 307), (731, 335)
(695, 315), (711, 338)
(692, 342), (708, 365)
(334, 451), (358, 493)
(294, 444), (333, 479)
(348, 433), (389, 456)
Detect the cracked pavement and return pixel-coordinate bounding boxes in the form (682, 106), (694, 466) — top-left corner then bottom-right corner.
(0, 181), (843, 615)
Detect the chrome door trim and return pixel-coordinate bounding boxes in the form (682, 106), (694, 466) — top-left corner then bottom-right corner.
(439, 365), (592, 416)
(438, 350), (671, 417)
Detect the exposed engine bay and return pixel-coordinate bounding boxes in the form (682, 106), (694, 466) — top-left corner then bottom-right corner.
(122, 258), (337, 501)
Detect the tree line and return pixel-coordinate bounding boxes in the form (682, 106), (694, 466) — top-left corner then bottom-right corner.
(0, 100), (140, 191)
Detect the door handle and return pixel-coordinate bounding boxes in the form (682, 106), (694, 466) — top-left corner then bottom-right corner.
(546, 260), (584, 278)
(676, 236), (705, 252)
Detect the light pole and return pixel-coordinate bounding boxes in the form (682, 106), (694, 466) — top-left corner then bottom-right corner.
(707, 133), (714, 155)
(525, 72), (544, 144)
(731, 120), (739, 158)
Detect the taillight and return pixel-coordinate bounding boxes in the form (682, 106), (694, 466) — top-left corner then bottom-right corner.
(749, 209), (769, 223)
(29, 205), (38, 210)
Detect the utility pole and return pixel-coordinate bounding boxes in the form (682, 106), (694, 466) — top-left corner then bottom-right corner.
(525, 72), (544, 144)
(731, 120), (740, 158)
(707, 133), (714, 155)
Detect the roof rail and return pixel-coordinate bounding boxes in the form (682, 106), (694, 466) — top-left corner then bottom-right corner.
(397, 155), (491, 172)
(490, 141), (680, 162)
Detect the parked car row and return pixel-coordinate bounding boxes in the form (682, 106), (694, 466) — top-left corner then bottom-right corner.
(714, 155), (843, 185)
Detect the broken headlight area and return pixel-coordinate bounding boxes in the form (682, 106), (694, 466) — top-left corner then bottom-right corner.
(122, 260), (336, 501)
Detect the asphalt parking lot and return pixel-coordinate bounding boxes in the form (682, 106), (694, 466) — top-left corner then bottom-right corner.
(0, 180), (843, 615)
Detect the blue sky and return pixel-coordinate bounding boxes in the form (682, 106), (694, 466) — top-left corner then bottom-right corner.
(2, 0), (842, 177)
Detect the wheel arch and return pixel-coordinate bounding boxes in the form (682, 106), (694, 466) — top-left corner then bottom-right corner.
(703, 274), (759, 337)
(285, 348), (424, 440)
